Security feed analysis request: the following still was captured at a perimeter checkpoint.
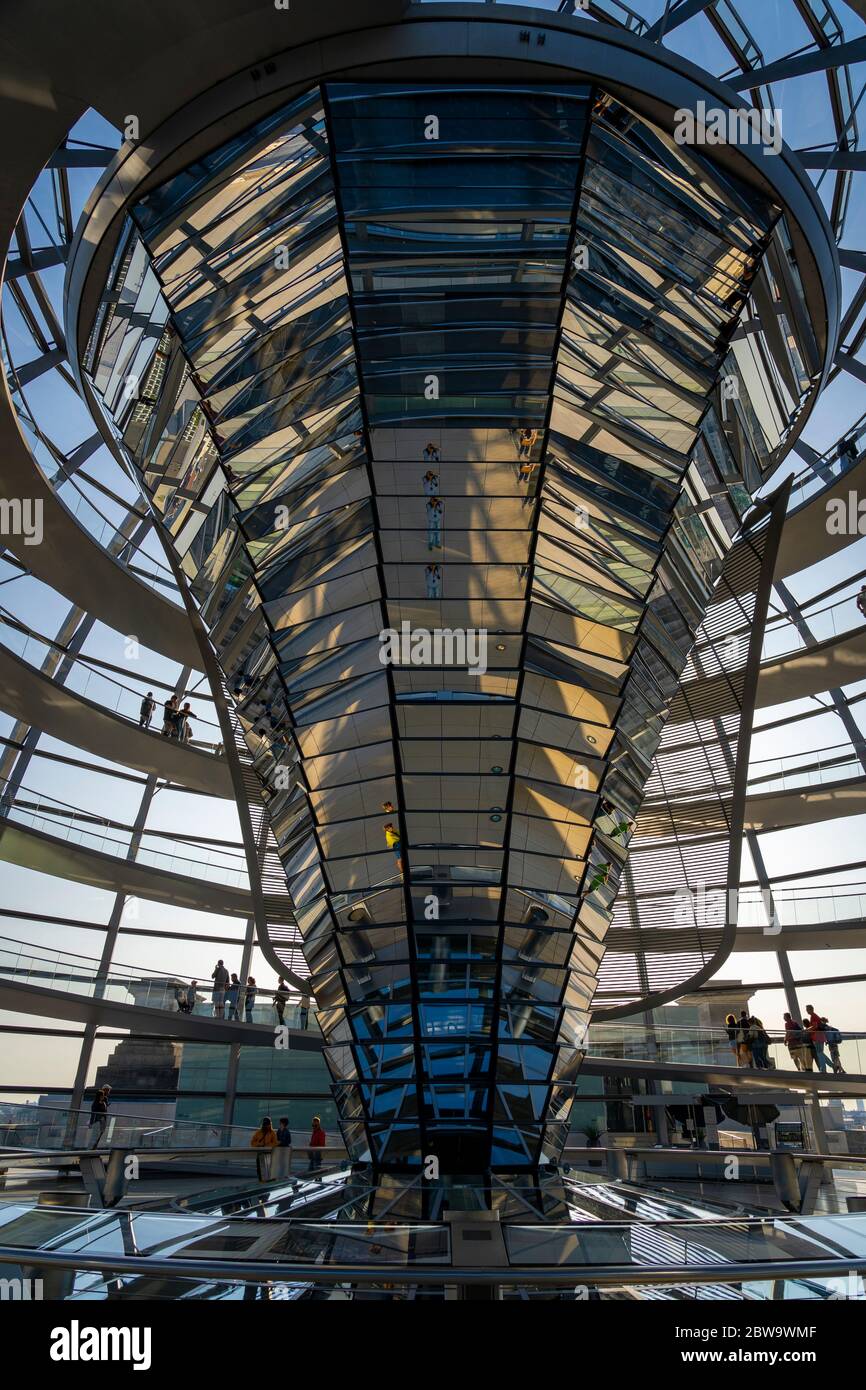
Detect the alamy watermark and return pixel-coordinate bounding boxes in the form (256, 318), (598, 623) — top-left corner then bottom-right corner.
(378, 620), (488, 676)
(674, 884), (781, 933)
(826, 490), (866, 535)
(50, 1321), (151, 1369)
(0, 1276), (42, 1300)
(0, 497), (42, 546)
(674, 100), (782, 157)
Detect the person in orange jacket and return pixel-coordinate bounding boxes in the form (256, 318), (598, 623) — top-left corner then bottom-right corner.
(251, 1116), (278, 1148)
(251, 1115), (278, 1180)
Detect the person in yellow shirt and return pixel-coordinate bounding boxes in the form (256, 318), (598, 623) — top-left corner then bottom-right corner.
(383, 822), (402, 874)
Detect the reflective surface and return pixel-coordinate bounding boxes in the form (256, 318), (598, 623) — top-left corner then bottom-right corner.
(82, 69), (828, 1173)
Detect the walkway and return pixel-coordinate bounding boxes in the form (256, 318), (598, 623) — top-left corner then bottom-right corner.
(0, 641), (231, 797)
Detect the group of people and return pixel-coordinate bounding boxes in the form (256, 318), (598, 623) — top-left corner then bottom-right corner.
(784, 1007), (845, 1073)
(724, 1012), (773, 1069)
(87, 1087), (329, 1175)
(174, 963), (311, 1029)
(138, 691), (196, 742)
(724, 1004), (845, 1073)
(251, 1115), (327, 1174)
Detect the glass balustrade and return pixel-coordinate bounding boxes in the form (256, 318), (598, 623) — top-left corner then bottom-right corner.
(760, 593), (863, 661)
(747, 746), (863, 795)
(2, 791), (248, 888)
(585, 1021), (866, 1075)
(0, 937), (317, 1031)
(0, 615), (223, 747)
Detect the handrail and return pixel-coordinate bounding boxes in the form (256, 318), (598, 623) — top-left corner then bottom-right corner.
(1, 779), (249, 886)
(0, 1101), (235, 1128)
(561, 1145), (866, 1166)
(0, 1244), (863, 1289)
(749, 738), (864, 770)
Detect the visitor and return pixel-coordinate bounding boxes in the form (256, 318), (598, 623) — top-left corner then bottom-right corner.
(251, 1116), (278, 1149)
(274, 977), (289, 1025)
(298, 993), (310, 1031)
(177, 702), (195, 742)
(212, 959), (229, 1018)
(89, 1085), (111, 1148)
(425, 562), (442, 599)
(748, 1017), (771, 1070)
(825, 1019), (846, 1074)
(857, 583), (866, 621)
(517, 427), (537, 461)
(800, 1019), (816, 1071)
(806, 1005), (829, 1072)
(251, 1115), (278, 1182)
(226, 973), (241, 1021)
(383, 822), (402, 874)
(274, 1116), (293, 1179)
(139, 691), (156, 729)
(725, 1013), (739, 1063)
(187, 980), (198, 1014)
(423, 442), (440, 464)
(735, 1011), (752, 1068)
(783, 1012), (802, 1069)
(175, 983), (191, 1014)
(309, 1115), (326, 1172)
(161, 694), (179, 737)
(426, 496), (443, 550)
(422, 469), (439, 496)
(245, 975), (257, 1023)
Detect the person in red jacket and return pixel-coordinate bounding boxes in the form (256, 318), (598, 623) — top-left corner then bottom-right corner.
(309, 1116), (326, 1172)
(806, 1005), (829, 1073)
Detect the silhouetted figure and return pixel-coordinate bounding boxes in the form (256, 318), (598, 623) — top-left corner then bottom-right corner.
(226, 973), (241, 1021)
(212, 959), (229, 1017)
(89, 1085), (111, 1148)
(139, 692), (156, 729)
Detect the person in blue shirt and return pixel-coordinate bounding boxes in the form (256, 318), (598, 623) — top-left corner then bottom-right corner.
(226, 973), (241, 1021)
